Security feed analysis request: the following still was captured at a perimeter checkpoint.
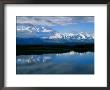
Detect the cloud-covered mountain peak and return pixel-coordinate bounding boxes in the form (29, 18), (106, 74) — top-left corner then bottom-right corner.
(16, 23), (94, 41)
(17, 23), (53, 33)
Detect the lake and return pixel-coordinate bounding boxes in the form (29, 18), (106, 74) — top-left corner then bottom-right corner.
(16, 51), (94, 74)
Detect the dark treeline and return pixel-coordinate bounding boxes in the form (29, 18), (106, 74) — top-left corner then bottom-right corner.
(16, 44), (94, 55)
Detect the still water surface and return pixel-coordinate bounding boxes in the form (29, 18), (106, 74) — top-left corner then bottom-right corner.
(16, 51), (94, 74)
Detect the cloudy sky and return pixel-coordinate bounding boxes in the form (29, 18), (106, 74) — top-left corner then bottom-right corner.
(16, 16), (94, 33)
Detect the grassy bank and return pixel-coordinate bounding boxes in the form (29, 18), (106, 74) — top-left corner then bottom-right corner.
(16, 44), (94, 55)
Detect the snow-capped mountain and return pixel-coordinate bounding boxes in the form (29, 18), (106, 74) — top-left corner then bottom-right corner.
(16, 24), (94, 45)
(49, 33), (63, 39)
(48, 32), (94, 40)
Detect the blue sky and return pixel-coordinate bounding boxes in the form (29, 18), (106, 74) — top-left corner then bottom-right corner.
(51, 22), (94, 33)
(17, 16), (94, 33)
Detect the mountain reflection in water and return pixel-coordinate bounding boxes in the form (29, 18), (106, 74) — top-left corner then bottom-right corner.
(16, 51), (94, 74)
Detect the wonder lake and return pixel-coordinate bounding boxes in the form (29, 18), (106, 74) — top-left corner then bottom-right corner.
(16, 51), (94, 74)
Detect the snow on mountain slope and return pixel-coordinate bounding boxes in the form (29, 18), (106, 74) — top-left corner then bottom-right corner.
(49, 33), (63, 39)
(16, 23), (94, 44)
(49, 32), (94, 40)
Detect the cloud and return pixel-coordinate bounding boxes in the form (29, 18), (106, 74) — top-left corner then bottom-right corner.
(82, 16), (94, 23)
(16, 16), (94, 26)
(70, 16), (94, 23)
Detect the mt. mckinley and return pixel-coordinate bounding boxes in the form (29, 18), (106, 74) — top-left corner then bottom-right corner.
(16, 23), (94, 45)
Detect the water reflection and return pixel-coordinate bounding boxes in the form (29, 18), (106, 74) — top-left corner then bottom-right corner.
(16, 51), (94, 74)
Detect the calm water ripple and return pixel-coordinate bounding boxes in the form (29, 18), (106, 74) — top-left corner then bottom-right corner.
(16, 51), (94, 74)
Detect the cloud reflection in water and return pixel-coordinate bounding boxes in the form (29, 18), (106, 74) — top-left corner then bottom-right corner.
(16, 51), (94, 74)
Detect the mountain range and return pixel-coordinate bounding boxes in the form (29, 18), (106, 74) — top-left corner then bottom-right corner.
(16, 23), (94, 45)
